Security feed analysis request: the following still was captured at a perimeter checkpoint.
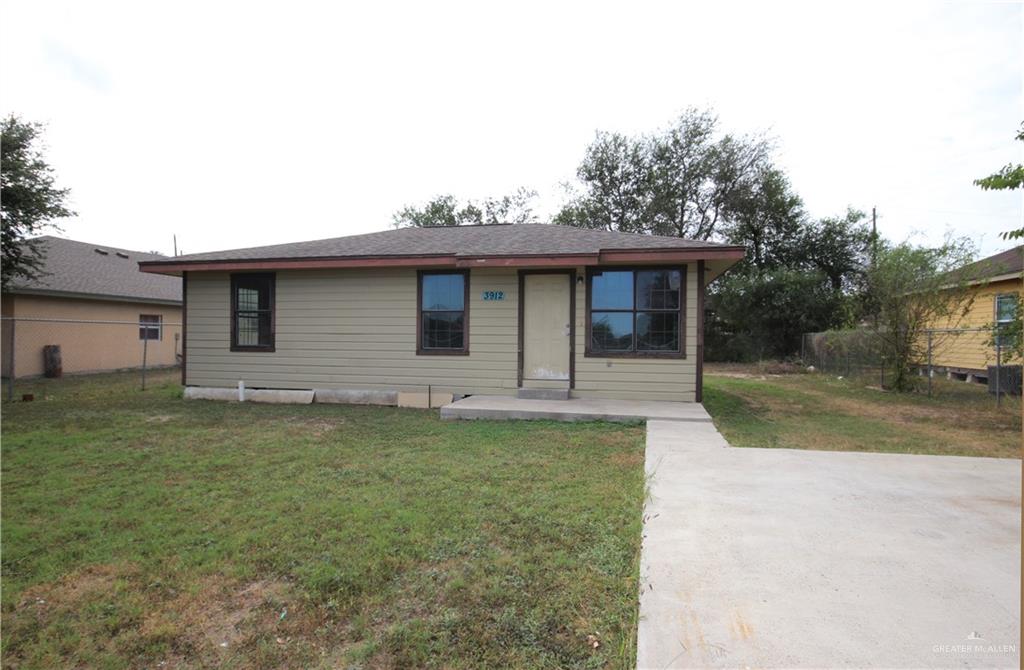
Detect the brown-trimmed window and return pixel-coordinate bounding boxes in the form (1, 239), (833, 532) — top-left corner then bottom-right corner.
(586, 267), (685, 358)
(139, 314), (162, 341)
(231, 273), (275, 351)
(417, 270), (469, 354)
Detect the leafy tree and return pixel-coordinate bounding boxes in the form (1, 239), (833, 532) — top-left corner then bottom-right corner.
(393, 188), (538, 227)
(865, 237), (976, 391)
(709, 268), (850, 360)
(797, 209), (872, 293)
(710, 198), (872, 360)
(555, 108), (773, 240)
(553, 132), (652, 233)
(721, 167), (805, 270)
(1, 115), (75, 290)
(974, 123), (1023, 241)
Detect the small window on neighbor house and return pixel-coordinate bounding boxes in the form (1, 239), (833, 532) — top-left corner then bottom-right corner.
(231, 273), (275, 351)
(418, 271), (468, 354)
(587, 268), (685, 357)
(139, 314), (162, 341)
(995, 293), (1018, 347)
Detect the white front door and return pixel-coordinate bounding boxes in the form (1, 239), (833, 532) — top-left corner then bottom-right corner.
(522, 273), (571, 382)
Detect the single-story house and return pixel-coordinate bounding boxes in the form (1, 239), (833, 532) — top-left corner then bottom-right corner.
(139, 224), (744, 405)
(927, 245), (1022, 382)
(2, 236), (182, 378)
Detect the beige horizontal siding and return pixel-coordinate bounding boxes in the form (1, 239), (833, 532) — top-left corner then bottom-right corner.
(186, 268), (519, 395)
(571, 264), (697, 402)
(186, 264), (700, 403)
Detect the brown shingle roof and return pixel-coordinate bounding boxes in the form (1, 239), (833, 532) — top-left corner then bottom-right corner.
(7, 236), (182, 304)
(955, 245), (1023, 281)
(160, 224), (736, 263)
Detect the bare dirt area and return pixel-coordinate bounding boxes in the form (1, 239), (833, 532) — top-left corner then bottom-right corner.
(704, 361), (806, 378)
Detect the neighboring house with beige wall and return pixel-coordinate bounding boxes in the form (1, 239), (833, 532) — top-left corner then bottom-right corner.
(140, 225), (743, 405)
(2, 237), (182, 378)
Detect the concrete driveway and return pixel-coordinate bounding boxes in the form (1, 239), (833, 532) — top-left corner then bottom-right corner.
(638, 420), (1021, 669)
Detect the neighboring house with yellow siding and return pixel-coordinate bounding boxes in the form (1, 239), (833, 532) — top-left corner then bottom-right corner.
(926, 245), (1022, 382)
(2, 237), (182, 378)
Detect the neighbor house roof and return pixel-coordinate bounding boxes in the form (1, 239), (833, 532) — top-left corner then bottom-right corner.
(954, 245), (1023, 284)
(139, 224), (745, 275)
(7, 236), (182, 304)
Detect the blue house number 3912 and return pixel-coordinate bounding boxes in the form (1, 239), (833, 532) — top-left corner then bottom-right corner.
(482, 290), (505, 301)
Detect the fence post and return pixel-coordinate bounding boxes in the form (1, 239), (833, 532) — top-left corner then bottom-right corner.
(6, 317), (14, 403)
(927, 331), (933, 398)
(141, 330), (148, 391)
(995, 339), (1001, 407)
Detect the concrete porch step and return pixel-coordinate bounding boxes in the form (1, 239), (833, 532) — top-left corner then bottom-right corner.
(516, 388), (570, 400)
(441, 395), (712, 423)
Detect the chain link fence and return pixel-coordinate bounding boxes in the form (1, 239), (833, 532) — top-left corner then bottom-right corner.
(800, 327), (1021, 405)
(1, 317), (182, 401)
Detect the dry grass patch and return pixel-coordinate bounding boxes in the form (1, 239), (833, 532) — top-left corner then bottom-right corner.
(705, 370), (1021, 459)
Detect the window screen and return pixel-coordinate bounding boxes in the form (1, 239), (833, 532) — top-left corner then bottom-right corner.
(231, 273), (275, 350)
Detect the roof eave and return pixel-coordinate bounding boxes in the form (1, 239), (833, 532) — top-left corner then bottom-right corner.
(139, 247), (746, 275)
(5, 287), (182, 306)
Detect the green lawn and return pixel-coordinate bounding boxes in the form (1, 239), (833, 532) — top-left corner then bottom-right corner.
(1, 370), (646, 669)
(704, 366), (1022, 459)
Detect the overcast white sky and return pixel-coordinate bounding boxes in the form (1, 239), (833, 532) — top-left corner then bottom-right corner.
(1, 0), (1021, 258)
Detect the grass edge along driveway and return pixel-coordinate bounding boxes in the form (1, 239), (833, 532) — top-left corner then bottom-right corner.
(703, 367), (1021, 459)
(2, 369), (646, 669)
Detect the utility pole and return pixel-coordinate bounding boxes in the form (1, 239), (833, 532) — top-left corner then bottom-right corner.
(870, 206), (880, 347)
(871, 207), (878, 266)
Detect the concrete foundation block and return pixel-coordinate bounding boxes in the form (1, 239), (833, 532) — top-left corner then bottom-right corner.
(313, 389), (398, 405)
(247, 389), (314, 404)
(397, 391), (429, 409)
(183, 387), (314, 404)
(517, 388), (570, 400)
(184, 387), (241, 401)
(397, 391), (453, 409)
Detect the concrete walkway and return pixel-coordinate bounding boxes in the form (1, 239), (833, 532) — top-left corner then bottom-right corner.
(639, 420), (1021, 669)
(440, 395), (711, 423)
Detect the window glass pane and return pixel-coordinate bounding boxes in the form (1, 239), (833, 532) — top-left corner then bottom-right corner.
(139, 314), (161, 340)
(232, 275), (274, 348)
(591, 312), (633, 351)
(422, 274), (464, 311)
(591, 271), (634, 309)
(237, 314), (259, 346)
(996, 295), (1017, 322)
(637, 270), (681, 310)
(236, 312), (271, 347)
(422, 311), (464, 349)
(238, 287), (260, 311)
(637, 312), (679, 351)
